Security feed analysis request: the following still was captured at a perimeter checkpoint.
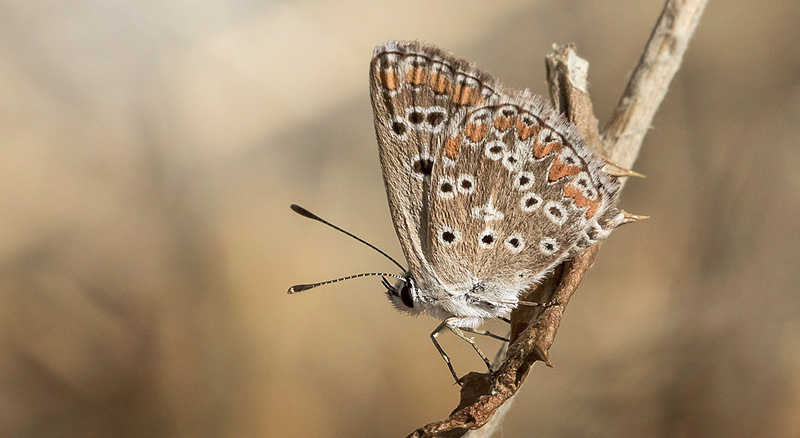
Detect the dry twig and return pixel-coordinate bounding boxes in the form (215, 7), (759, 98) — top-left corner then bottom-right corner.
(407, 0), (707, 436)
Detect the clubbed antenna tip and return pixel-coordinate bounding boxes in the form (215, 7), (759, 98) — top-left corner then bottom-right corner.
(289, 204), (406, 272)
(290, 204), (316, 220)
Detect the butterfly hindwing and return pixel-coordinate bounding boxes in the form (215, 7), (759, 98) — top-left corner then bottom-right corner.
(429, 99), (622, 293)
(370, 41), (622, 306)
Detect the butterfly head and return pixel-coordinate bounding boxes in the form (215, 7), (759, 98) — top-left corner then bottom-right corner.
(382, 274), (424, 315)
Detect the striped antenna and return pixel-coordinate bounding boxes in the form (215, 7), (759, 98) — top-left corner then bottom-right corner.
(289, 272), (405, 294)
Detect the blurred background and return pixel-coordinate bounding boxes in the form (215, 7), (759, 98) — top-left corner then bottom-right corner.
(2, 0), (799, 436)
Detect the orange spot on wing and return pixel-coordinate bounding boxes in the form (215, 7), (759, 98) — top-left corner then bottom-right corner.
(406, 68), (427, 86)
(465, 123), (489, 143)
(516, 120), (540, 141)
(453, 86), (481, 106)
(548, 157), (581, 181)
(444, 134), (462, 160)
(429, 73), (452, 95)
(379, 71), (399, 90)
(493, 116), (516, 131)
(563, 184), (601, 218)
(533, 141), (563, 159)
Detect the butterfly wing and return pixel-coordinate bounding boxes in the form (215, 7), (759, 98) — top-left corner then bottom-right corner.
(370, 41), (503, 297)
(370, 41), (622, 309)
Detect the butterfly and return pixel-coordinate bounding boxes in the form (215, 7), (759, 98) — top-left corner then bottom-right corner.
(291, 41), (628, 382)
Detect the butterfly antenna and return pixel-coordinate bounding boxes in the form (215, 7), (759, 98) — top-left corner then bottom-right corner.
(290, 204), (406, 271)
(289, 272), (405, 294)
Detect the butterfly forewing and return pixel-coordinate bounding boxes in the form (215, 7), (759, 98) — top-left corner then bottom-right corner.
(370, 41), (502, 294)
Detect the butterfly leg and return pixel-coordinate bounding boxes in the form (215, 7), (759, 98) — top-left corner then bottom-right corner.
(430, 320), (461, 384)
(517, 299), (559, 308)
(461, 326), (509, 342)
(446, 322), (494, 372)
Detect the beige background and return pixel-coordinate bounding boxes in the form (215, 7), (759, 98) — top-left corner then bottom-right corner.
(2, 0), (799, 437)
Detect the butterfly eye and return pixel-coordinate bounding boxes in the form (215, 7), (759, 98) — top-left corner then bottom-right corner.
(399, 283), (415, 308)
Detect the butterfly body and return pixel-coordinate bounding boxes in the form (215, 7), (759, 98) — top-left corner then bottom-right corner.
(371, 41), (625, 329)
(289, 41), (630, 382)
(385, 272), (524, 329)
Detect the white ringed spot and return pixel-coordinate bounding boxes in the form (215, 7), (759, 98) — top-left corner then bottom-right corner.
(425, 106), (447, 133)
(573, 172), (592, 191)
(437, 177), (456, 199)
(388, 116), (408, 139)
(457, 173), (475, 195)
(478, 228), (497, 249)
(539, 128), (562, 144)
(544, 201), (568, 225)
(484, 140), (505, 160)
(405, 106), (428, 129)
(539, 237), (559, 255)
(409, 153), (434, 180)
(504, 234), (525, 253)
(514, 171), (535, 191)
(502, 152), (522, 171)
(520, 192), (543, 212)
(437, 226), (460, 247)
(558, 147), (579, 165)
(498, 105), (518, 118)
